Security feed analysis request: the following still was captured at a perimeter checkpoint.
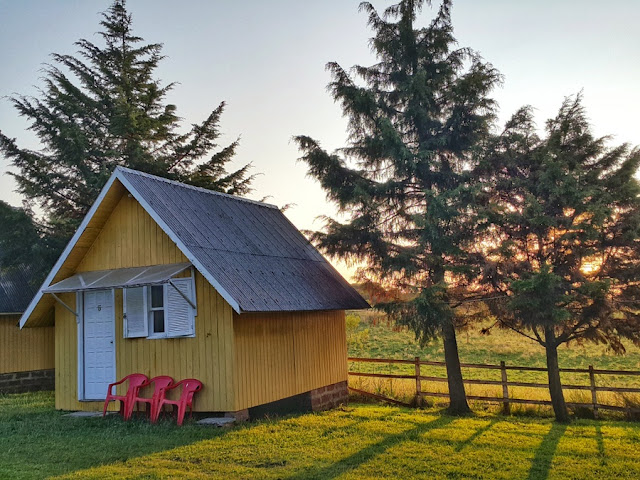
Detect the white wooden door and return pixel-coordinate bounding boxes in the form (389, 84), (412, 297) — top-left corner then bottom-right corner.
(83, 290), (115, 400)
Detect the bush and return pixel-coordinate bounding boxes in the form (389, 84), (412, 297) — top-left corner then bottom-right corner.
(346, 313), (369, 350)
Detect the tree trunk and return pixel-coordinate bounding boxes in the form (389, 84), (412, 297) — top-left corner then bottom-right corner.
(432, 260), (470, 416)
(544, 327), (569, 422)
(442, 319), (471, 415)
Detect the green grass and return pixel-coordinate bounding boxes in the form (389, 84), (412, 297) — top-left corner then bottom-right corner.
(0, 392), (223, 479)
(346, 314), (640, 415)
(1, 392), (639, 479)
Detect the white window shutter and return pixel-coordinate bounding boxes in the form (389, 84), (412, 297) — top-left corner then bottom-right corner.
(166, 278), (195, 337)
(123, 287), (148, 338)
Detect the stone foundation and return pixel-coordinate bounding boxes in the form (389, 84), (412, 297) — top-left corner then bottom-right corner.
(0, 369), (55, 394)
(225, 409), (250, 422)
(223, 381), (349, 421)
(310, 380), (349, 411)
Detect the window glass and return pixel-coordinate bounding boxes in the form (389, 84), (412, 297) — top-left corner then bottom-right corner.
(153, 310), (165, 333)
(151, 285), (164, 308)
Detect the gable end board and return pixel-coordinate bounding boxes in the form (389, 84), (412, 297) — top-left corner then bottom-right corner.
(20, 174), (123, 328)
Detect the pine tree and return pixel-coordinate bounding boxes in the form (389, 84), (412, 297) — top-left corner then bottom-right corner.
(476, 96), (640, 422)
(295, 0), (501, 414)
(0, 0), (253, 247)
(0, 201), (59, 284)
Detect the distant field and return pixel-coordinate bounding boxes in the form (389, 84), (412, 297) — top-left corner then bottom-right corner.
(346, 312), (640, 417)
(2, 392), (640, 479)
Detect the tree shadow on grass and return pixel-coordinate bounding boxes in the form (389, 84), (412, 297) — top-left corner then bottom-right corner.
(526, 422), (567, 480)
(0, 409), (229, 480)
(455, 418), (497, 452)
(285, 415), (455, 480)
(595, 424), (606, 467)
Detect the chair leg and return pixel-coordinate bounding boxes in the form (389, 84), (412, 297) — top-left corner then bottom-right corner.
(177, 404), (186, 426)
(102, 398), (110, 417)
(125, 401), (135, 420)
(151, 403), (162, 424)
(138, 402), (153, 420)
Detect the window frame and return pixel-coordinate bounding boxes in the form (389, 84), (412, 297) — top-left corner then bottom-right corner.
(147, 284), (169, 339)
(123, 274), (197, 340)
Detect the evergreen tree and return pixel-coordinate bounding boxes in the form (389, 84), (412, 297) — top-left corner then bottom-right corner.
(0, 0), (253, 248)
(0, 201), (58, 284)
(476, 96), (640, 422)
(296, 0), (501, 414)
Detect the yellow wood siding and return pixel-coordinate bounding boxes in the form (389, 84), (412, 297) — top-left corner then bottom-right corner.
(0, 315), (54, 374)
(233, 310), (347, 411)
(54, 194), (235, 412)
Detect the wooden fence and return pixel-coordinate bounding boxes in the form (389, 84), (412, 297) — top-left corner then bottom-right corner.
(348, 356), (640, 417)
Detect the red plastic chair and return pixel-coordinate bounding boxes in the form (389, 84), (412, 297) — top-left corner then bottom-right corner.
(127, 375), (174, 420)
(103, 373), (148, 418)
(152, 378), (203, 425)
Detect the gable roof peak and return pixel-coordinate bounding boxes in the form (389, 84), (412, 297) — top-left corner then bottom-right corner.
(114, 167), (279, 210)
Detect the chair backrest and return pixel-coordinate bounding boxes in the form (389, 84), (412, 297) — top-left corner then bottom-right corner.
(177, 379), (203, 403)
(124, 374), (149, 392)
(149, 376), (174, 396)
(119, 373), (149, 397)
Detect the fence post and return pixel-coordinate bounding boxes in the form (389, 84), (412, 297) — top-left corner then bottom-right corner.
(589, 365), (598, 419)
(414, 356), (423, 407)
(500, 361), (510, 414)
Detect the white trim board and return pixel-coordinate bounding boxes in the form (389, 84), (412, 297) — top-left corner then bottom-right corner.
(76, 292), (84, 401)
(20, 173), (121, 328)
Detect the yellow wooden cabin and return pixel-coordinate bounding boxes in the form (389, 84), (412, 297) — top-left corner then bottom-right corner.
(0, 261), (54, 392)
(20, 167), (368, 419)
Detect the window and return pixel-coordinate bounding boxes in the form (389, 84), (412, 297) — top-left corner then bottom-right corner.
(149, 285), (166, 335)
(123, 277), (196, 339)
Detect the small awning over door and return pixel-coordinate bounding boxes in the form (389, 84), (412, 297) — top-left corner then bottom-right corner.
(43, 262), (192, 293)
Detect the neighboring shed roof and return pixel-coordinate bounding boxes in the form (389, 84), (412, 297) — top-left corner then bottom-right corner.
(0, 261), (38, 314)
(21, 167), (368, 325)
(117, 168), (369, 312)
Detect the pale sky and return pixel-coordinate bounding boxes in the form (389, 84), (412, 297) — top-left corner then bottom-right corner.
(1, 1), (639, 279)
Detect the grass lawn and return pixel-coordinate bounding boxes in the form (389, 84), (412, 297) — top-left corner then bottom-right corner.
(2, 392), (640, 479)
(348, 313), (640, 372)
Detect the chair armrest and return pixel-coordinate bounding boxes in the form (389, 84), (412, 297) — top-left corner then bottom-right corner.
(162, 380), (186, 392)
(106, 378), (125, 395)
(108, 377), (127, 388)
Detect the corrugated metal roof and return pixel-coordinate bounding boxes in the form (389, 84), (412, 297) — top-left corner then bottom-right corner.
(0, 260), (38, 314)
(118, 168), (369, 312)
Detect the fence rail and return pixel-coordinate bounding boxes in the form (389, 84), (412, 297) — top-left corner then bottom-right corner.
(347, 356), (640, 416)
